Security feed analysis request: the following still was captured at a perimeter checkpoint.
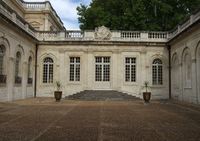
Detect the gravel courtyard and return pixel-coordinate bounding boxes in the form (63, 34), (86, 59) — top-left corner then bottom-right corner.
(0, 98), (200, 141)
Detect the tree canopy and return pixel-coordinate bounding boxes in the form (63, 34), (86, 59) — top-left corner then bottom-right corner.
(77, 0), (200, 31)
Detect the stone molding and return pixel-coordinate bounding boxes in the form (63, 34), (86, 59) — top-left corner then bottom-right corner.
(94, 26), (112, 40)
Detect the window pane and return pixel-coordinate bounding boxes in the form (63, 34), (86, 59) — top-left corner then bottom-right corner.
(43, 64), (48, 83)
(43, 57), (53, 83)
(69, 57), (80, 82)
(125, 57), (136, 82)
(49, 64), (53, 83)
(103, 64), (110, 81)
(152, 59), (163, 85)
(70, 64), (74, 81)
(95, 57), (110, 82)
(95, 64), (102, 81)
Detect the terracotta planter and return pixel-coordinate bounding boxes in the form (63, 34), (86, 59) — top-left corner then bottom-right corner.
(143, 92), (151, 103)
(54, 91), (62, 101)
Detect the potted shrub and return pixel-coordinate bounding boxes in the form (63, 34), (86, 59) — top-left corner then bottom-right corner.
(54, 81), (62, 102)
(143, 81), (151, 103)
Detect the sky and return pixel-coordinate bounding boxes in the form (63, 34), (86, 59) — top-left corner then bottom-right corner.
(24, 0), (91, 30)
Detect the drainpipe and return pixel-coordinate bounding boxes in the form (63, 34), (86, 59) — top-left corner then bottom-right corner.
(168, 45), (172, 99)
(34, 44), (38, 98)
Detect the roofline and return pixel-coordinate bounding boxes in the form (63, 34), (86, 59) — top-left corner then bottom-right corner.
(19, 0), (66, 30)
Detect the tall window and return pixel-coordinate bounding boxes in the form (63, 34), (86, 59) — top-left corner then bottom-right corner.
(15, 52), (21, 84)
(152, 59), (163, 85)
(28, 57), (32, 84)
(43, 57), (53, 83)
(0, 45), (5, 75)
(95, 57), (110, 82)
(69, 57), (80, 81)
(125, 57), (136, 82)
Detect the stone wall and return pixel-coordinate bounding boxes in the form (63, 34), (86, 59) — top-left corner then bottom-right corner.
(0, 21), (36, 101)
(36, 43), (169, 99)
(170, 27), (200, 104)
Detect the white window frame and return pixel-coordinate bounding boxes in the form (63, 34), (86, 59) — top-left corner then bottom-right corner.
(125, 57), (136, 82)
(152, 59), (163, 85)
(95, 57), (110, 82)
(69, 57), (80, 82)
(43, 57), (54, 84)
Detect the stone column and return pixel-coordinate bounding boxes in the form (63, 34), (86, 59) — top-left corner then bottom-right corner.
(179, 63), (184, 101)
(87, 51), (93, 90)
(140, 49), (147, 97)
(44, 14), (49, 31)
(22, 62), (28, 99)
(112, 50), (120, 90)
(7, 57), (15, 101)
(59, 50), (64, 90)
(82, 51), (88, 90)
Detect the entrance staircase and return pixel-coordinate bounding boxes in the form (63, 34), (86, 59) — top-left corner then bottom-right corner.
(66, 90), (139, 101)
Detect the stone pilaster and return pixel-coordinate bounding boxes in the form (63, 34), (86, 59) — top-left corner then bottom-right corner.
(7, 57), (15, 101)
(191, 58), (197, 103)
(22, 62), (28, 99)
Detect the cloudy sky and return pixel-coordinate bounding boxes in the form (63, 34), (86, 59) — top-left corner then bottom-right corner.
(25, 0), (91, 29)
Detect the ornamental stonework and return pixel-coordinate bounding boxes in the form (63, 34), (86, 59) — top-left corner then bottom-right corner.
(94, 26), (112, 40)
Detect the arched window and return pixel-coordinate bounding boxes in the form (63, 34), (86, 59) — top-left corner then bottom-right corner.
(0, 45), (5, 75)
(43, 57), (53, 83)
(183, 52), (191, 87)
(152, 59), (163, 85)
(15, 52), (22, 84)
(28, 56), (32, 84)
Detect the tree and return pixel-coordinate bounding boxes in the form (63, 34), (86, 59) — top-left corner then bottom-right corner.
(77, 0), (200, 31)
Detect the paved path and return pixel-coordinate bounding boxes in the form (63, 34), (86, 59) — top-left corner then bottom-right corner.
(0, 98), (200, 141)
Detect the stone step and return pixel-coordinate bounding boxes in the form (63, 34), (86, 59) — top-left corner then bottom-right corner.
(66, 90), (139, 101)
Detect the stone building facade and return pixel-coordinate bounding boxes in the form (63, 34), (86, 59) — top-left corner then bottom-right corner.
(0, 0), (199, 104)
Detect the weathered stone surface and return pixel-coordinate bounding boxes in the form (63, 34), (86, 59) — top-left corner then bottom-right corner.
(0, 98), (199, 141)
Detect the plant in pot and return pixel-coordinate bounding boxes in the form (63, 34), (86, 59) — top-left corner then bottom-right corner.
(54, 81), (62, 102)
(143, 81), (151, 103)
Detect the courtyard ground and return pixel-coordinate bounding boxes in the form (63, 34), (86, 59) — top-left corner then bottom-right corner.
(0, 98), (200, 141)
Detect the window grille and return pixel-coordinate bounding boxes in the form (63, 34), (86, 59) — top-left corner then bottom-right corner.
(95, 57), (110, 82)
(152, 59), (163, 85)
(69, 57), (80, 81)
(43, 57), (53, 83)
(125, 57), (136, 82)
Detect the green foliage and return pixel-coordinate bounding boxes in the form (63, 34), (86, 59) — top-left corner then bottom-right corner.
(55, 81), (62, 91)
(77, 0), (200, 31)
(144, 81), (150, 93)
